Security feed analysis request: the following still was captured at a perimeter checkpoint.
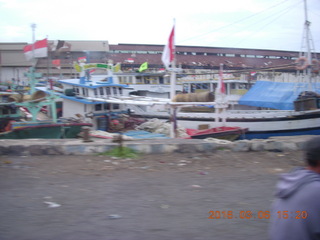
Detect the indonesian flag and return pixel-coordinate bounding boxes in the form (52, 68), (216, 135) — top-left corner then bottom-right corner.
(216, 63), (226, 95)
(23, 38), (48, 61)
(52, 59), (61, 69)
(161, 25), (175, 69)
(52, 59), (60, 66)
(78, 56), (87, 62)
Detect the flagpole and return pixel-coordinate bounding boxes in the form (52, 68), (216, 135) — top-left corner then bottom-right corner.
(30, 23), (37, 95)
(169, 19), (176, 138)
(31, 23), (36, 66)
(46, 36), (51, 85)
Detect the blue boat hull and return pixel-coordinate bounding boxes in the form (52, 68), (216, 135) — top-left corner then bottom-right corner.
(240, 127), (320, 140)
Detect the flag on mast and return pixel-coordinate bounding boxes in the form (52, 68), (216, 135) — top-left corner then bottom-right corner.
(161, 25), (175, 69)
(216, 63), (226, 95)
(138, 62), (148, 72)
(23, 38), (48, 61)
(52, 59), (61, 69)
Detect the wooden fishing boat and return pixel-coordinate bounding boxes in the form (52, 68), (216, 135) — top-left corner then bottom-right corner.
(185, 126), (248, 141)
(0, 122), (92, 139)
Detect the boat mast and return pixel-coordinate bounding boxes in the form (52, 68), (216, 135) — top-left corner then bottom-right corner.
(304, 0), (311, 81)
(300, 0), (316, 85)
(21, 24), (58, 123)
(30, 23), (37, 95)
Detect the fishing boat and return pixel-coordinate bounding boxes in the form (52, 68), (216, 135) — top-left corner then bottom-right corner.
(126, 0), (320, 139)
(185, 126), (248, 141)
(0, 67), (92, 139)
(0, 121), (92, 139)
(40, 0), (320, 140)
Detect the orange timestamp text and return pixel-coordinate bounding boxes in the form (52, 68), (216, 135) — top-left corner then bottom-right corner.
(208, 210), (308, 220)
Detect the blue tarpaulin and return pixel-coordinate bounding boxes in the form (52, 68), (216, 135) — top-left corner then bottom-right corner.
(238, 81), (320, 110)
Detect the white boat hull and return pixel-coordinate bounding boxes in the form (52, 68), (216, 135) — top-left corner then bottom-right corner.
(129, 106), (320, 139)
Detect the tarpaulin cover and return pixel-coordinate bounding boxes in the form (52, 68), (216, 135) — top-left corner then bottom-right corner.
(238, 81), (320, 110)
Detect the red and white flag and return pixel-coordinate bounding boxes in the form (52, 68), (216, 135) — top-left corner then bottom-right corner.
(78, 56), (87, 62)
(23, 38), (48, 61)
(161, 25), (175, 69)
(52, 59), (61, 69)
(216, 63), (226, 95)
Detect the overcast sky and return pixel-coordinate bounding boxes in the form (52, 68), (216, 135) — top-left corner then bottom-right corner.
(0, 0), (319, 52)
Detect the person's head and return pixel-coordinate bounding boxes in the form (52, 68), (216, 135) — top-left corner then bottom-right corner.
(305, 136), (320, 171)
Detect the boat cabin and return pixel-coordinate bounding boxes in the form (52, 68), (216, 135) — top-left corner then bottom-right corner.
(116, 72), (183, 98)
(180, 78), (254, 108)
(58, 75), (130, 131)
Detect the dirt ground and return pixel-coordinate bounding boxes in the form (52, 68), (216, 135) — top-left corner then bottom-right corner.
(0, 150), (305, 240)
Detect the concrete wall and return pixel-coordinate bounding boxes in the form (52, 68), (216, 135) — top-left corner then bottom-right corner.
(0, 67), (29, 83)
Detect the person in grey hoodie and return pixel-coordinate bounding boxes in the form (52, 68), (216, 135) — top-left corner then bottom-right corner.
(269, 136), (320, 240)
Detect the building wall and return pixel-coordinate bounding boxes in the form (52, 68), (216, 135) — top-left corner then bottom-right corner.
(1, 40), (319, 83)
(0, 66), (29, 84)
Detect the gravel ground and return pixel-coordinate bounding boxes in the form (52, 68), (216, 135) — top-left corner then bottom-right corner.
(0, 150), (304, 240)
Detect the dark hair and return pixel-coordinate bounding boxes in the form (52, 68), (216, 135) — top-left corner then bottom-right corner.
(305, 136), (320, 167)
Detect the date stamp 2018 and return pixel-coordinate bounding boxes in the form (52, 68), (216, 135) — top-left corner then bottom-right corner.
(208, 210), (308, 220)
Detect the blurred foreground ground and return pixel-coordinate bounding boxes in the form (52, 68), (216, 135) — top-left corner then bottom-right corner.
(0, 150), (304, 240)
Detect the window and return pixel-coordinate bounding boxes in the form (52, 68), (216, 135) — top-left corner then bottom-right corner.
(106, 87), (111, 95)
(136, 78), (143, 84)
(94, 88), (98, 96)
(103, 103), (110, 110)
(239, 84), (247, 89)
(183, 84), (189, 93)
(119, 88), (123, 95)
(95, 104), (102, 111)
(113, 104), (120, 110)
(99, 87), (104, 95)
(74, 87), (80, 95)
(113, 87), (117, 95)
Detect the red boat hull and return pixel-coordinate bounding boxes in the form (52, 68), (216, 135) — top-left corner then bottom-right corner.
(186, 126), (248, 141)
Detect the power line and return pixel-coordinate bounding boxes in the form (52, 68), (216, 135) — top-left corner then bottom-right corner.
(231, 0), (303, 48)
(178, 0), (294, 45)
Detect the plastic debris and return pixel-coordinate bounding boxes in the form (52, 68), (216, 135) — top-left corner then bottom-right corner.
(140, 166), (150, 169)
(177, 163), (186, 166)
(108, 214), (122, 219)
(181, 160), (191, 163)
(191, 185), (202, 188)
(160, 204), (170, 209)
(274, 168), (284, 172)
(136, 118), (189, 138)
(44, 201), (61, 208)
(203, 138), (232, 144)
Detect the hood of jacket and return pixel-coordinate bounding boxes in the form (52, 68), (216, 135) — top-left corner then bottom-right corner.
(275, 167), (320, 199)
